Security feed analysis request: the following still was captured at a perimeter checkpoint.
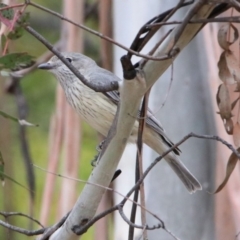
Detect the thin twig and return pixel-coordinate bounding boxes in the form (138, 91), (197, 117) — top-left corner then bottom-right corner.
(128, 1), (193, 59)
(119, 204), (180, 240)
(27, 1), (172, 61)
(170, 0), (206, 52)
(2, 132), (238, 237)
(154, 61), (174, 112)
(121, 132), (240, 207)
(33, 162), (167, 237)
(137, 92), (150, 239)
(24, 25), (119, 92)
(148, 16), (240, 27)
(39, 211), (70, 240)
(230, 0), (240, 11)
(162, 0), (186, 22)
(118, 204), (163, 231)
(128, 91), (150, 239)
(72, 205), (118, 235)
(0, 211), (44, 228)
(9, 41), (62, 80)
(0, 3), (25, 11)
(77, 132), (240, 236)
(0, 220), (44, 236)
(139, 29), (172, 69)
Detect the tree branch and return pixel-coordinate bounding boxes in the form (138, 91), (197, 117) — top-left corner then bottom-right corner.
(27, 1), (173, 61)
(0, 211), (44, 228)
(0, 220), (44, 236)
(24, 26), (119, 92)
(143, 2), (216, 88)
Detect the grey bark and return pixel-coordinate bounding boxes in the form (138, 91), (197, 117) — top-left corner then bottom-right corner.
(113, 1), (216, 240)
(145, 34), (216, 240)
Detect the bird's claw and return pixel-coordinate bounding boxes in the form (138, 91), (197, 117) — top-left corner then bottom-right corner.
(96, 140), (105, 152)
(91, 154), (99, 167)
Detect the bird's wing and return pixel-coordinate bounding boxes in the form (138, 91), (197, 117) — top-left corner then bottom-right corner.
(89, 67), (180, 155)
(145, 109), (181, 155)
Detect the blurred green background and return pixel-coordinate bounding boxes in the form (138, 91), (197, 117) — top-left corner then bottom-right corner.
(0, 0), (100, 239)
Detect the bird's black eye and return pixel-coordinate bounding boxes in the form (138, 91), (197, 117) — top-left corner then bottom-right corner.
(66, 57), (72, 63)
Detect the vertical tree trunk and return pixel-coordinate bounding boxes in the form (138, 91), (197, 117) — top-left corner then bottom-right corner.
(113, 1), (161, 239)
(40, 0), (83, 225)
(146, 31), (215, 240)
(112, 1), (227, 239)
(94, 1), (113, 239)
(59, 0), (83, 215)
(203, 21), (239, 240)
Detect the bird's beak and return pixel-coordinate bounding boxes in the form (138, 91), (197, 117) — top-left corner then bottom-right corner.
(38, 62), (53, 70)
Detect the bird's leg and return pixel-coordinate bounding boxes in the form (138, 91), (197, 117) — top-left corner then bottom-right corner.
(96, 139), (105, 152)
(90, 154), (99, 167)
(91, 140), (121, 181)
(91, 139), (105, 167)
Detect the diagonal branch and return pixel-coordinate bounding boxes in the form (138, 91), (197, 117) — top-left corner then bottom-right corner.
(0, 220), (44, 236)
(24, 26), (119, 92)
(48, 2), (228, 240)
(143, 2), (215, 87)
(27, 1), (173, 61)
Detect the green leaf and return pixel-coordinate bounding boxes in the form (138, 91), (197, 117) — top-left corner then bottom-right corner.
(7, 12), (30, 40)
(0, 3), (14, 20)
(7, 26), (24, 40)
(0, 52), (35, 71)
(18, 12), (30, 25)
(0, 110), (38, 127)
(1, 34), (7, 51)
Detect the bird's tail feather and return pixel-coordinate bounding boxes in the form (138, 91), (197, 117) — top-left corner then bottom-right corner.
(147, 134), (202, 193)
(165, 154), (202, 193)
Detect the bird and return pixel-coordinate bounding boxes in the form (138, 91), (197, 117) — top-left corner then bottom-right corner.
(38, 52), (202, 193)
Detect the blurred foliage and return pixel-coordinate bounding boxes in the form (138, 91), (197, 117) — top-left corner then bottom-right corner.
(0, 3), (14, 20)
(0, 0), (100, 239)
(0, 53), (34, 70)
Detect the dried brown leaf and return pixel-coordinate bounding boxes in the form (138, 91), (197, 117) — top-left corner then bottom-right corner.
(218, 24), (239, 50)
(225, 50), (240, 83)
(225, 118), (234, 135)
(212, 148), (239, 194)
(218, 52), (236, 84)
(233, 123), (240, 147)
(216, 84), (232, 119)
(229, 23), (239, 45)
(218, 24), (231, 50)
(216, 84), (234, 134)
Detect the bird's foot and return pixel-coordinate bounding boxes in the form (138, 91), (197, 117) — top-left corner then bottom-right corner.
(91, 140), (105, 167)
(96, 140), (105, 152)
(91, 153), (99, 167)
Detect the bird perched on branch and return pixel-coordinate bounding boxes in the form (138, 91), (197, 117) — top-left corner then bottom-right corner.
(38, 52), (201, 193)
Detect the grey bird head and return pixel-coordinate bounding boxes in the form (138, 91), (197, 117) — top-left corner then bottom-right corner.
(38, 52), (98, 87)
(38, 52), (121, 89)
(38, 52), (96, 76)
